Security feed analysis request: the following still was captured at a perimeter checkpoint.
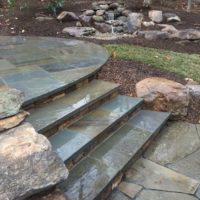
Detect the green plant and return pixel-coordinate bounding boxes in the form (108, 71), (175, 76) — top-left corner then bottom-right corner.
(7, 0), (15, 7)
(47, 0), (65, 14)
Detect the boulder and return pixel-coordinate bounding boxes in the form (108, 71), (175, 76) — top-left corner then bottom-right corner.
(0, 123), (68, 200)
(149, 10), (163, 23)
(0, 86), (24, 119)
(126, 0), (151, 9)
(83, 10), (95, 16)
(99, 4), (109, 10)
(0, 110), (29, 132)
(96, 9), (105, 16)
(57, 11), (78, 21)
(138, 31), (170, 40)
(92, 15), (105, 23)
(127, 13), (143, 33)
(136, 77), (190, 118)
(173, 29), (200, 40)
(79, 14), (92, 26)
(62, 27), (96, 37)
(94, 22), (112, 33)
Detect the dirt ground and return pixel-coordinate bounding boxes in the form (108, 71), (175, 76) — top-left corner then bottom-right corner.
(0, 0), (200, 123)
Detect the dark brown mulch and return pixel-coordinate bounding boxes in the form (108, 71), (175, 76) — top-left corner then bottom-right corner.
(0, 1), (200, 54)
(98, 57), (200, 124)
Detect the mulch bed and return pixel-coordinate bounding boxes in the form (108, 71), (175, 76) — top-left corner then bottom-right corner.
(0, 0), (200, 123)
(98, 58), (200, 124)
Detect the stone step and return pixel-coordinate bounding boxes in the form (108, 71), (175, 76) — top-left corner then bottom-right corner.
(26, 80), (119, 135)
(58, 110), (170, 200)
(49, 95), (143, 169)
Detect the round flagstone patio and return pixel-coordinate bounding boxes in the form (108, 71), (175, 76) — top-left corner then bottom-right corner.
(0, 36), (109, 105)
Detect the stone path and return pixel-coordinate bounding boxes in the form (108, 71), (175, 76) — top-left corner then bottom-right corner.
(109, 122), (200, 200)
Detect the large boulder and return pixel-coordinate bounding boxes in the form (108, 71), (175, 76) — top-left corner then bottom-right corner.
(79, 14), (92, 26)
(0, 86), (24, 119)
(0, 123), (68, 200)
(127, 13), (143, 33)
(136, 78), (190, 118)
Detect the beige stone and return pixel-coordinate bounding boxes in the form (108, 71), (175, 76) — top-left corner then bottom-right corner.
(136, 77), (190, 118)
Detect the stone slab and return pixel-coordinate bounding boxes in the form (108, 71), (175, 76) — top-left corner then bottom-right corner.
(136, 190), (198, 200)
(26, 80), (119, 133)
(145, 122), (200, 165)
(50, 96), (142, 162)
(126, 158), (199, 194)
(128, 110), (170, 133)
(59, 110), (169, 200)
(168, 149), (200, 182)
(0, 36), (109, 105)
(118, 182), (142, 198)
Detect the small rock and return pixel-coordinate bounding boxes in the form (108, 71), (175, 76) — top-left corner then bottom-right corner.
(127, 12), (144, 33)
(99, 4), (109, 10)
(0, 111), (29, 132)
(167, 16), (181, 22)
(35, 16), (54, 22)
(136, 77), (190, 118)
(138, 30), (169, 40)
(57, 11), (78, 21)
(114, 26), (124, 33)
(94, 22), (112, 33)
(149, 10), (163, 23)
(117, 16), (127, 22)
(173, 29), (200, 40)
(122, 9), (132, 17)
(62, 27), (96, 37)
(185, 78), (199, 85)
(83, 10), (95, 16)
(92, 15), (105, 23)
(163, 13), (181, 22)
(0, 86), (24, 119)
(0, 123), (68, 200)
(159, 24), (178, 34)
(142, 21), (155, 27)
(109, 2), (119, 9)
(76, 21), (82, 27)
(79, 14), (92, 26)
(96, 9), (105, 16)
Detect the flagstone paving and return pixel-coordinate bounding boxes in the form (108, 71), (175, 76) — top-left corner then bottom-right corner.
(144, 122), (200, 166)
(109, 122), (200, 200)
(0, 36), (109, 105)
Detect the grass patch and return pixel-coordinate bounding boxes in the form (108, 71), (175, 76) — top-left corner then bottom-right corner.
(105, 44), (200, 83)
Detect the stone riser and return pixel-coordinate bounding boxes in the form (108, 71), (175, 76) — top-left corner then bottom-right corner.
(65, 103), (142, 171)
(44, 91), (119, 138)
(24, 73), (97, 111)
(97, 122), (169, 200)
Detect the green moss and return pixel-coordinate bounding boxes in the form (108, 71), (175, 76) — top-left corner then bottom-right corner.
(105, 44), (200, 83)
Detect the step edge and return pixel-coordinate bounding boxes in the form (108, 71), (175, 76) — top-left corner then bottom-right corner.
(36, 84), (120, 134)
(56, 98), (144, 165)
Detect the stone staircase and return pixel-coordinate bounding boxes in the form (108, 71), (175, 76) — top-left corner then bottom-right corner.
(25, 77), (170, 200)
(0, 36), (170, 200)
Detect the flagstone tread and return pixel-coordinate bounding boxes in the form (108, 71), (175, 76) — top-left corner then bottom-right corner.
(26, 80), (119, 133)
(0, 36), (109, 106)
(50, 95), (143, 163)
(58, 110), (170, 200)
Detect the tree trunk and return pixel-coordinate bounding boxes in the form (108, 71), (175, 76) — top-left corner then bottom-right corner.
(187, 0), (192, 12)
